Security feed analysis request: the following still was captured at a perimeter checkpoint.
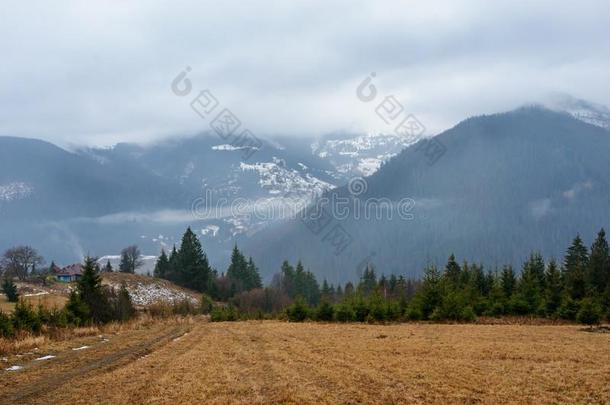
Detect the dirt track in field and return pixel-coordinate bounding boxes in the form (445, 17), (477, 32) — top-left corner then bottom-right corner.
(0, 322), (191, 404)
(2, 321), (609, 404)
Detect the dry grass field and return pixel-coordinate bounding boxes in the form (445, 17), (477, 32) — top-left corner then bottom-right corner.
(1, 320), (609, 404)
(0, 293), (68, 313)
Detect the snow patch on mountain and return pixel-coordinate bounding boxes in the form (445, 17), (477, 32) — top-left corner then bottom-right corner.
(0, 182), (33, 202)
(239, 160), (333, 197)
(201, 225), (220, 237)
(212, 144), (249, 151)
(547, 94), (610, 130)
(312, 132), (416, 177)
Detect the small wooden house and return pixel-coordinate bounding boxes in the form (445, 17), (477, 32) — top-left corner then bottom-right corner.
(56, 264), (84, 283)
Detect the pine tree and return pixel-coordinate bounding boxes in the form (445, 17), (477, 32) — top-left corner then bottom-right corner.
(245, 257), (262, 290)
(49, 260), (58, 273)
(2, 278), (19, 302)
(75, 257), (110, 324)
(501, 265), (517, 298)
(444, 254), (462, 288)
(518, 254), (545, 314)
(359, 264), (377, 296)
(336, 284), (343, 300)
(153, 249), (169, 279)
(321, 279), (331, 299)
(116, 283), (135, 321)
(167, 245), (179, 282)
(588, 228), (609, 294)
(227, 245), (248, 294)
(544, 259), (563, 316)
(344, 282), (354, 296)
(280, 260), (295, 297)
(65, 290), (89, 326)
(418, 264), (442, 319)
(577, 298), (602, 327)
(177, 227), (212, 292)
(102, 260), (113, 273)
(522, 252), (546, 291)
(564, 235), (589, 300)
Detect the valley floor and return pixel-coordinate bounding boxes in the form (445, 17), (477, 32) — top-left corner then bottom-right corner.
(1, 320), (609, 404)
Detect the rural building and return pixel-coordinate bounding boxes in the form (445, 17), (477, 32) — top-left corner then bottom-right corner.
(56, 264), (84, 283)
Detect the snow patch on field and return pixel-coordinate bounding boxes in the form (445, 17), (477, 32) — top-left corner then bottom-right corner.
(72, 346), (90, 351)
(5, 365), (23, 371)
(34, 355), (56, 361)
(24, 291), (49, 297)
(109, 282), (198, 306)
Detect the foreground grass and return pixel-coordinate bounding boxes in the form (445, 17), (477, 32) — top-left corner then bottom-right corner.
(2, 320), (608, 404)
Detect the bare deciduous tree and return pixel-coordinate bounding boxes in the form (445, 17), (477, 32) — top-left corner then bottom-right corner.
(119, 245), (143, 274)
(1, 246), (45, 280)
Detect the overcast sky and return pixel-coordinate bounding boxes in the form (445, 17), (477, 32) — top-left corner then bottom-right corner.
(1, 0), (609, 147)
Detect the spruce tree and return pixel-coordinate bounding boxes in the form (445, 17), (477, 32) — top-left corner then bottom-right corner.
(167, 245), (179, 282)
(103, 260), (113, 273)
(226, 245), (248, 293)
(344, 282), (354, 296)
(444, 254), (462, 288)
(245, 257), (262, 290)
(588, 228), (609, 294)
(544, 259), (563, 316)
(76, 257), (110, 323)
(563, 235), (589, 300)
(2, 278), (19, 302)
(321, 279), (331, 299)
(359, 264), (377, 296)
(177, 227), (212, 292)
(518, 254), (544, 314)
(153, 249), (169, 279)
(280, 260), (295, 297)
(419, 264), (442, 319)
(116, 283), (135, 321)
(501, 265), (517, 298)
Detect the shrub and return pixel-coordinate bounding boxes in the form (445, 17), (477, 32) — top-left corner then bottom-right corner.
(405, 304), (423, 321)
(558, 296), (580, 320)
(577, 298), (602, 327)
(386, 300), (402, 321)
(368, 295), (388, 322)
(47, 307), (69, 328)
(200, 294), (214, 314)
(172, 299), (199, 316)
(352, 297), (369, 322)
(0, 311), (14, 338)
(487, 301), (505, 317)
(2, 279), (19, 302)
(114, 283), (136, 321)
(286, 297), (309, 322)
(210, 305), (239, 322)
(65, 291), (90, 326)
(461, 306), (477, 322)
(429, 307), (443, 322)
(509, 294), (530, 315)
(316, 301), (334, 322)
(12, 300), (42, 333)
(334, 303), (355, 322)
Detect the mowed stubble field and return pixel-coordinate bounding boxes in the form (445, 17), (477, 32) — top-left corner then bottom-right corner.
(1, 320), (609, 404)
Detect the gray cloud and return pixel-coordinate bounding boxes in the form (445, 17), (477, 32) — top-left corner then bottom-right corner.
(1, 0), (609, 147)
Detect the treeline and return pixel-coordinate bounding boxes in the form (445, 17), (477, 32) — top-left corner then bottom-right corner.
(0, 258), (135, 338)
(154, 228), (263, 300)
(208, 229), (610, 326)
